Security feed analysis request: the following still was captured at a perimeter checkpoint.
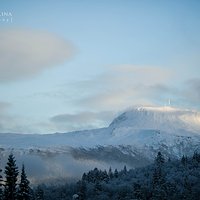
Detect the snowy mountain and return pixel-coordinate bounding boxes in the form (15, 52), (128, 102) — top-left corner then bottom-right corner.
(110, 106), (200, 135)
(0, 106), (200, 183)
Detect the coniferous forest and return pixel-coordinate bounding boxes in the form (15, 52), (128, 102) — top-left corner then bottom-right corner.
(0, 152), (200, 200)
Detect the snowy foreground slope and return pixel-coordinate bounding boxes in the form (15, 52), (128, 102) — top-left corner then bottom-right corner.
(0, 106), (200, 183)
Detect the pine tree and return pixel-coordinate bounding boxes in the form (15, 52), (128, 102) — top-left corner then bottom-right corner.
(182, 175), (192, 200)
(82, 173), (87, 182)
(108, 167), (113, 179)
(4, 154), (19, 200)
(114, 169), (118, 178)
(192, 151), (200, 163)
(35, 186), (44, 200)
(155, 151), (165, 167)
(181, 155), (188, 167)
(94, 181), (102, 196)
(102, 170), (109, 183)
(153, 152), (165, 186)
(0, 161), (3, 200)
(77, 180), (86, 200)
(152, 152), (167, 200)
(18, 164), (31, 200)
(123, 165), (127, 175)
(133, 183), (143, 200)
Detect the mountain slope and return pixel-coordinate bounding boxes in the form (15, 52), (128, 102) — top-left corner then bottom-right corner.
(109, 106), (200, 135)
(0, 106), (200, 182)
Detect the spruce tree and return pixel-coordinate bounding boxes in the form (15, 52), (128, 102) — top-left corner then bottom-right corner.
(192, 151), (200, 163)
(102, 170), (109, 183)
(94, 181), (102, 196)
(114, 169), (118, 178)
(153, 151), (165, 186)
(133, 183), (143, 200)
(152, 152), (167, 200)
(108, 167), (113, 179)
(181, 155), (188, 167)
(18, 164), (31, 200)
(0, 162), (3, 200)
(182, 175), (192, 200)
(155, 151), (165, 167)
(35, 186), (44, 200)
(123, 165), (127, 175)
(4, 153), (19, 200)
(77, 180), (86, 200)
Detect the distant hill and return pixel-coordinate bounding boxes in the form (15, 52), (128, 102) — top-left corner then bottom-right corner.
(0, 106), (200, 183)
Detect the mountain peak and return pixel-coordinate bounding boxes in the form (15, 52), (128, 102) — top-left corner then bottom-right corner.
(109, 106), (200, 135)
(135, 105), (180, 112)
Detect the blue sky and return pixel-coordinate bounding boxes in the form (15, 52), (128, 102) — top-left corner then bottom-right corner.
(0, 0), (200, 133)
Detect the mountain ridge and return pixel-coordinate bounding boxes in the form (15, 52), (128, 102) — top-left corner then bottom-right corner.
(0, 105), (200, 182)
(109, 106), (200, 135)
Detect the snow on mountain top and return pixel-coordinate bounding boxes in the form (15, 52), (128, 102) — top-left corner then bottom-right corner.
(1, 106), (200, 182)
(136, 106), (180, 112)
(109, 106), (200, 135)
(0, 105), (200, 150)
(130, 105), (195, 113)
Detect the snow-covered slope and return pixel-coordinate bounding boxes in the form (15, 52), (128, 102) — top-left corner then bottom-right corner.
(1, 106), (200, 148)
(109, 106), (200, 135)
(0, 106), (200, 182)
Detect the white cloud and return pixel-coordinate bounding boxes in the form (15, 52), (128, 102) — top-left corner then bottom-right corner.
(72, 65), (172, 110)
(50, 111), (115, 131)
(46, 65), (173, 132)
(0, 101), (43, 133)
(184, 79), (200, 103)
(0, 101), (13, 132)
(0, 28), (75, 82)
(175, 78), (200, 108)
(0, 101), (11, 111)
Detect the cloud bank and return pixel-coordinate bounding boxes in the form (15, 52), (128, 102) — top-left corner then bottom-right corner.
(50, 111), (115, 131)
(0, 28), (75, 82)
(49, 65), (173, 132)
(0, 101), (11, 111)
(73, 65), (172, 110)
(0, 101), (12, 131)
(184, 79), (200, 103)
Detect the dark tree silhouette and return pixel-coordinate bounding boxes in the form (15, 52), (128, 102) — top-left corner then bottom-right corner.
(4, 154), (19, 200)
(108, 167), (113, 179)
(152, 152), (167, 200)
(0, 160), (3, 200)
(35, 186), (44, 200)
(77, 180), (86, 200)
(18, 164), (31, 200)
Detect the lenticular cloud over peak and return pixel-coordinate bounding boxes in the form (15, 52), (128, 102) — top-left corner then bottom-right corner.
(0, 28), (75, 82)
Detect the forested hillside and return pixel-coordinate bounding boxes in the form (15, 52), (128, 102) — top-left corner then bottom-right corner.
(33, 151), (200, 200)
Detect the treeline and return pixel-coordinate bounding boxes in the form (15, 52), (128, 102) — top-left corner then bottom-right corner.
(38, 152), (200, 200)
(1, 152), (200, 200)
(0, 154), (43, 200)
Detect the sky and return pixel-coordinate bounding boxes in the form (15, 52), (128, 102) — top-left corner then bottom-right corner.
(0, 0), (200, 133)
